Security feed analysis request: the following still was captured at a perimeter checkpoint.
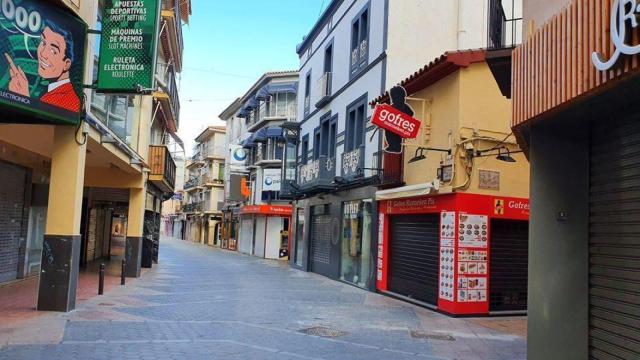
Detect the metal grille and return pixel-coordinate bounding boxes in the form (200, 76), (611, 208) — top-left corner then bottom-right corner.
(0, 161), (26, 283)
(489, 219), (528, 312)
(388, 214), (440, 306)
(589, 115), (640, 359)
(298, 326), (347, 338)
(310, 215), (332, 265)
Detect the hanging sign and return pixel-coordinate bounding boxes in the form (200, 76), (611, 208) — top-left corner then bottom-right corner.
(372, 104), (421, 139)
(97, 0), (161, 93)
(263, 168), (282, 192)
(592, 0), (640, 71)
(0, 0), (87, 125)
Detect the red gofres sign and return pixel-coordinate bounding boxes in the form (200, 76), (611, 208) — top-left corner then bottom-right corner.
(372, 104), (421, 139)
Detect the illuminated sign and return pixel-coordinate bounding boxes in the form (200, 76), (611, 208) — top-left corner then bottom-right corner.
(0, 0), (87, 125)
(97, 0), (160, 92)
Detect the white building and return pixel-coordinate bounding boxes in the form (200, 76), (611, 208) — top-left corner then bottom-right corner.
(287, 0), (496, 289)
(220, 72), (298, 259)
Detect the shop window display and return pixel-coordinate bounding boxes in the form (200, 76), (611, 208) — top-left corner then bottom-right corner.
(340, 200), (373, 288)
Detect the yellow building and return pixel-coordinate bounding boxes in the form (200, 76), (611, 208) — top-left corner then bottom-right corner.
(371, 50), (530, 316)
(183, 126), (227, 246)
(0, 0), (190, 312)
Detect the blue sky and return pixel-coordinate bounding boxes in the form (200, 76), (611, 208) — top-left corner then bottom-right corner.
(178, 0), (328, 152)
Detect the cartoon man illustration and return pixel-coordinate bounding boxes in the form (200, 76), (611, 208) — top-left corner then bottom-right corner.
(5, 22), (80, 112)
(384, 86), (415, 154)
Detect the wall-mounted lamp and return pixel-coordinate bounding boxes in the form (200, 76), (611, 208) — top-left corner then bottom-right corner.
(407, 147), (451, 164)
(496, 148), (517, 163)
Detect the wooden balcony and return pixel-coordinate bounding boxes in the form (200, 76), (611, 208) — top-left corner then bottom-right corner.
(148, 145), (177, 194)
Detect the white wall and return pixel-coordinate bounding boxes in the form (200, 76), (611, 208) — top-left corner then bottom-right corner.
(385, 0), (491, 87)
(238, 218), (253, 254)
(298, 0), (387, 179)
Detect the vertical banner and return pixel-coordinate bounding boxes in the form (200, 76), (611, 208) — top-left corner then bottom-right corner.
(0, 0), (87, 125)
(97, 0), (161, 93)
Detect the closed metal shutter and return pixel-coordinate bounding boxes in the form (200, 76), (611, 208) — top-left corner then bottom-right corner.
(0, 161), (27, 283)
(310, 214), (332, 276)
(388, 214), (440, 306)
(489, 219), (528, 312)
(589, 116), (640, 359)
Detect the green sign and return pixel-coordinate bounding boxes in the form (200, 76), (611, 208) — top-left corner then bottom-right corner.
(0, 0), (87, 126)
(97, 0), (160, 93)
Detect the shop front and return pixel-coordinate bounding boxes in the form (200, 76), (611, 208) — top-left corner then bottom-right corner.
(508, 0), (640, 357)
(291, 186), (378, 291)
(376, 193), (529, 316)
(238, 205), (291, 260)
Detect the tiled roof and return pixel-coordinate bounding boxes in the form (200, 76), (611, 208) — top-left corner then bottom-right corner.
(372, 49), (487, 105)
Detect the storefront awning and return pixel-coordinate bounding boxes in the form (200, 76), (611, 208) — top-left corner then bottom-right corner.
(256, 82), (298, 100)
(375, 182), (453, 201)
(253, 126), (283, 142)
(240, 134), (257, 148)
(239, 205), (292, 216)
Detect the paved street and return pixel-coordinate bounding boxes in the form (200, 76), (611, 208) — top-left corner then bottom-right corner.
(0, 238), (526, 360)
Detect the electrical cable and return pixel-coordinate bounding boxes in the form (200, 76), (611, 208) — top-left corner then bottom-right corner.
(75, 94), (88, 146)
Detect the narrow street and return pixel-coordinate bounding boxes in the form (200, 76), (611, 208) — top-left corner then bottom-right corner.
(0, 238), (525, 360)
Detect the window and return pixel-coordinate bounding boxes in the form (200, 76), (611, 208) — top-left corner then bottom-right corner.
(321, 120), (330, 157)
(340, 200), (373, 289)
(321, 44), (333, 97)
(304, 72), (311, 115)
(329, 116), (337, 158)
(350, 5), (370, 76)
(301, 135), (309, 165)
(217, 163), (225, 181)
(91, 1), (138, 148)
(313, 129), (321, 160)
(345, 95), (368, 152)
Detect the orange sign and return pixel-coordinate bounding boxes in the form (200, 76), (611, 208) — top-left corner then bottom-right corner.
(240, 205), (292, 216)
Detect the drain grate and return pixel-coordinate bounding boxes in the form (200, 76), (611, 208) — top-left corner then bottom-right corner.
(410, 330), (455, 341)
(298, 326), (348, 338)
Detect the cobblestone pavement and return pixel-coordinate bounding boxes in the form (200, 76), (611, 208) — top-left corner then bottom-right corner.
(0, 237), (526, 360)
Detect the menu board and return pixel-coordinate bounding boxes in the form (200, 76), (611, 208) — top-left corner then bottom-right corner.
(457, 246), (489, 302)
(458, 214), (488, 248)
(438, 211), (456, 301)
(457, 277), (487, 303)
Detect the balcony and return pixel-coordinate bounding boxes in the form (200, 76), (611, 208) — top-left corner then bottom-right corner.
(315, 72), (332, 108)
(202, 175), (225, 187)
(486, 0), (523, 98)
(148, 145), (177, 194)
(341, 146), (365, 181)
(153, 65), (181, 132)
(248, 94), (297, 132)
(183, 201), (203, 214)
(184, 177), (200, 191)
(161, 0), (184, 71)
(373, 151), (404, 189)
(297, 156), (336, 194)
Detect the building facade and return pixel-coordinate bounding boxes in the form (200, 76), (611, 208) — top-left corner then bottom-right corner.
(285, 0), (498, 291)
(161, 148), (187, 241)
(221, 72), (298, 260)
(504, 0), (640, 358)
(372, 50), (529, 316)
(0, 0), (189, 311)
(183, 127), (226, 246)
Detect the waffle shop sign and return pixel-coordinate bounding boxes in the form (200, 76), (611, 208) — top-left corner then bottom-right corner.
(372, 104), (421, 139)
